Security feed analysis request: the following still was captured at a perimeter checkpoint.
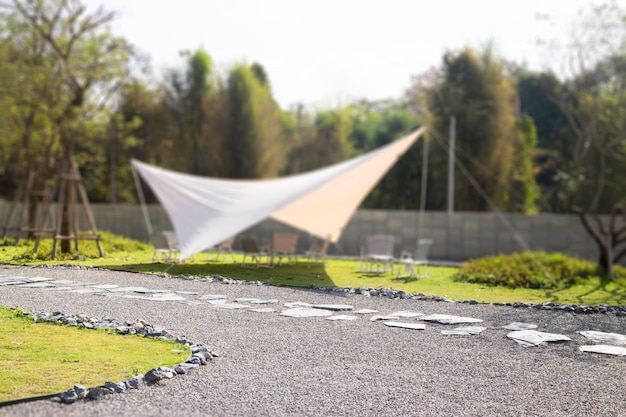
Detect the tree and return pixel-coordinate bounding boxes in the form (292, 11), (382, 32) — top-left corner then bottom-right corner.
(422, 47), (538, 212)
(166, 49), (215, 175)
(541, 1), (626, 277)
(225, 63), (286, 178)
(1, 0), (133, 252)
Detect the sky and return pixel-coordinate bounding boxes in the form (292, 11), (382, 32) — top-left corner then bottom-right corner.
(99, 0), (613, 109)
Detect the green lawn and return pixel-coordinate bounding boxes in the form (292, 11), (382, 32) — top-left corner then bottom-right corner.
(2, 237), (623, 306)
(0, 307), (190, 402)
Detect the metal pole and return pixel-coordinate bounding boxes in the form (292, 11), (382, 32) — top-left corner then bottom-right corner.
(418, 134), (429, 239)
(131, 163), (153, 236)
(447, 116), (456, 214)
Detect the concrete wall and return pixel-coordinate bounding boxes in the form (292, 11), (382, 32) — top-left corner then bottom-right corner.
(1, 199), (615, 264)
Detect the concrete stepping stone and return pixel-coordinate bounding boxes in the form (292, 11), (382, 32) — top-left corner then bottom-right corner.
(326, 315), (358, 321)
(284, 302), (312, 308)
(507, 330), (571, 347)
(370, 315), (401, 322)
(177, 291), (199, 295)
(578, 331), (626, 345)
(235, 298), (278, 304)
(579, 345), (626, 356)
(24, 277), (53, 282)
(109, 286), (154, 293)
(502, 322), (538, 331)
(280, 307), (333, 318)
(354, 309), (378, 314)
(248, 308), (276, 313)
(383, 321), (426, 330)
(151, 293), (188, 301)
(89, 284), (119, 290)
(200, 294), (227, 300)
(390, 311), (423, 318)
(311, 304), (353, 311)
(17, 282), (56, 288)
(70, 288), (105, 294)
(210, 301), (251, 309)
(442, 326), (487, 335)
(419, 314), (483, 324)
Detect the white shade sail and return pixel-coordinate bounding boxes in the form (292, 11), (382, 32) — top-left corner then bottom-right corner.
(132, 127), (425, 260)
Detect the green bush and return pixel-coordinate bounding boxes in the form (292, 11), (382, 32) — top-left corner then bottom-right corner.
(452, 251), (625, 289)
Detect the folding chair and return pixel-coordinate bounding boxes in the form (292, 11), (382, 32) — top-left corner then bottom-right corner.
(397, 238), (432, 278)
(360, 234), (395, 274)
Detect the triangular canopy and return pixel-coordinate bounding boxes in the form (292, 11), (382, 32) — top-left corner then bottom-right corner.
(132, 127), (425, 259)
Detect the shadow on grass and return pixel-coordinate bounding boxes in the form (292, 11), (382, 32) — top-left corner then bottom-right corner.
(101, 260), (338, 288)
(573, 275), (626, 305)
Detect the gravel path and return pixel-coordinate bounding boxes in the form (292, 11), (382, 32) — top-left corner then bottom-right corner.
(0, 265), (624, 417)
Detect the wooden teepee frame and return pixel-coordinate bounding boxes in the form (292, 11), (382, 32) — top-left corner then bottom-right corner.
(34, 156), (104, 258)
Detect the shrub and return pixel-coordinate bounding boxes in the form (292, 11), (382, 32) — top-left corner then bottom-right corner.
(452, 251), (624, 289)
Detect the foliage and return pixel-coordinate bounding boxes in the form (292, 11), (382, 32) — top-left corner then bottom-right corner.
(420, 47), (538, 213)
(0, 306), (189, 402)
(452, 251), (624, 289)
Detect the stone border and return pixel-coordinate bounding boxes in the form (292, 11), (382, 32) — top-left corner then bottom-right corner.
(4, 307), (217, 405)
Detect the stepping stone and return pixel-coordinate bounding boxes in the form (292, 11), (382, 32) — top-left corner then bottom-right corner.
(442, 326), (487, 335)
(502, 322), (538, 331)
(354, 309), (378, 314)
(70, 288), (104, 294)
(51, 280), (79, 285)
(284, 302), (312, 309)
(326, 315), (358, 321)
(383, 321), (426, 330)
(390, 311), (423, 318)
(419, 314), (483, 324)
(208, 300), (250, 310)
(200, 294), (227, 300)
(176, 291), (199, 295)
(370, 315), (401, 322)
(89, 284), (119, 290)
(579, 345), (626, 356)
(0, 279), (27, 286)
(280, 307), (333, 318)
(248, 308), (276, 313)
(25, 277), (53, 282)
(235, 298), (278, 304)
(17, 282), (56, 288)
(311, 304), (353, 311)
(507, 330), (571, 347)
(578, 331), (626, 346)
(177, 300), (202, 306)
(109, 286), (153, 293)
(151, 293), (187, 301)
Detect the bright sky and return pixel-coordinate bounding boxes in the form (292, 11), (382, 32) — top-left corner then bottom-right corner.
(100, 0), (611, 109)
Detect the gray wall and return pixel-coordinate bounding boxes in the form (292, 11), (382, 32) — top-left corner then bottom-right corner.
(1, 199), (614, 264)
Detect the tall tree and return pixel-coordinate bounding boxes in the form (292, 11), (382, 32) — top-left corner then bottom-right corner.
(1, 0), (133, 251)
(166, 49), (215, 175)
(425, 47), (537, 212)
(225, 63), (286, 178)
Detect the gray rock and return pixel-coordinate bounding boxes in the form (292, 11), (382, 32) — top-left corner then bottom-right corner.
(59, 389), (78, 404)
(124, 375), (144, 389)
(73, 383), (88, 399)
(86, 386), (114, 400)
(104, 381), (126, 393)
(144, 367), (175, 385)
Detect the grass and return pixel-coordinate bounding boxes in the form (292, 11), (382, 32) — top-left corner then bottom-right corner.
(0, 307), (190, 402)
(1, 234), (624, 306)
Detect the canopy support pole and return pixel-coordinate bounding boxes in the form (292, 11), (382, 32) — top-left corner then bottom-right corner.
(132, 164), (153, 236)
